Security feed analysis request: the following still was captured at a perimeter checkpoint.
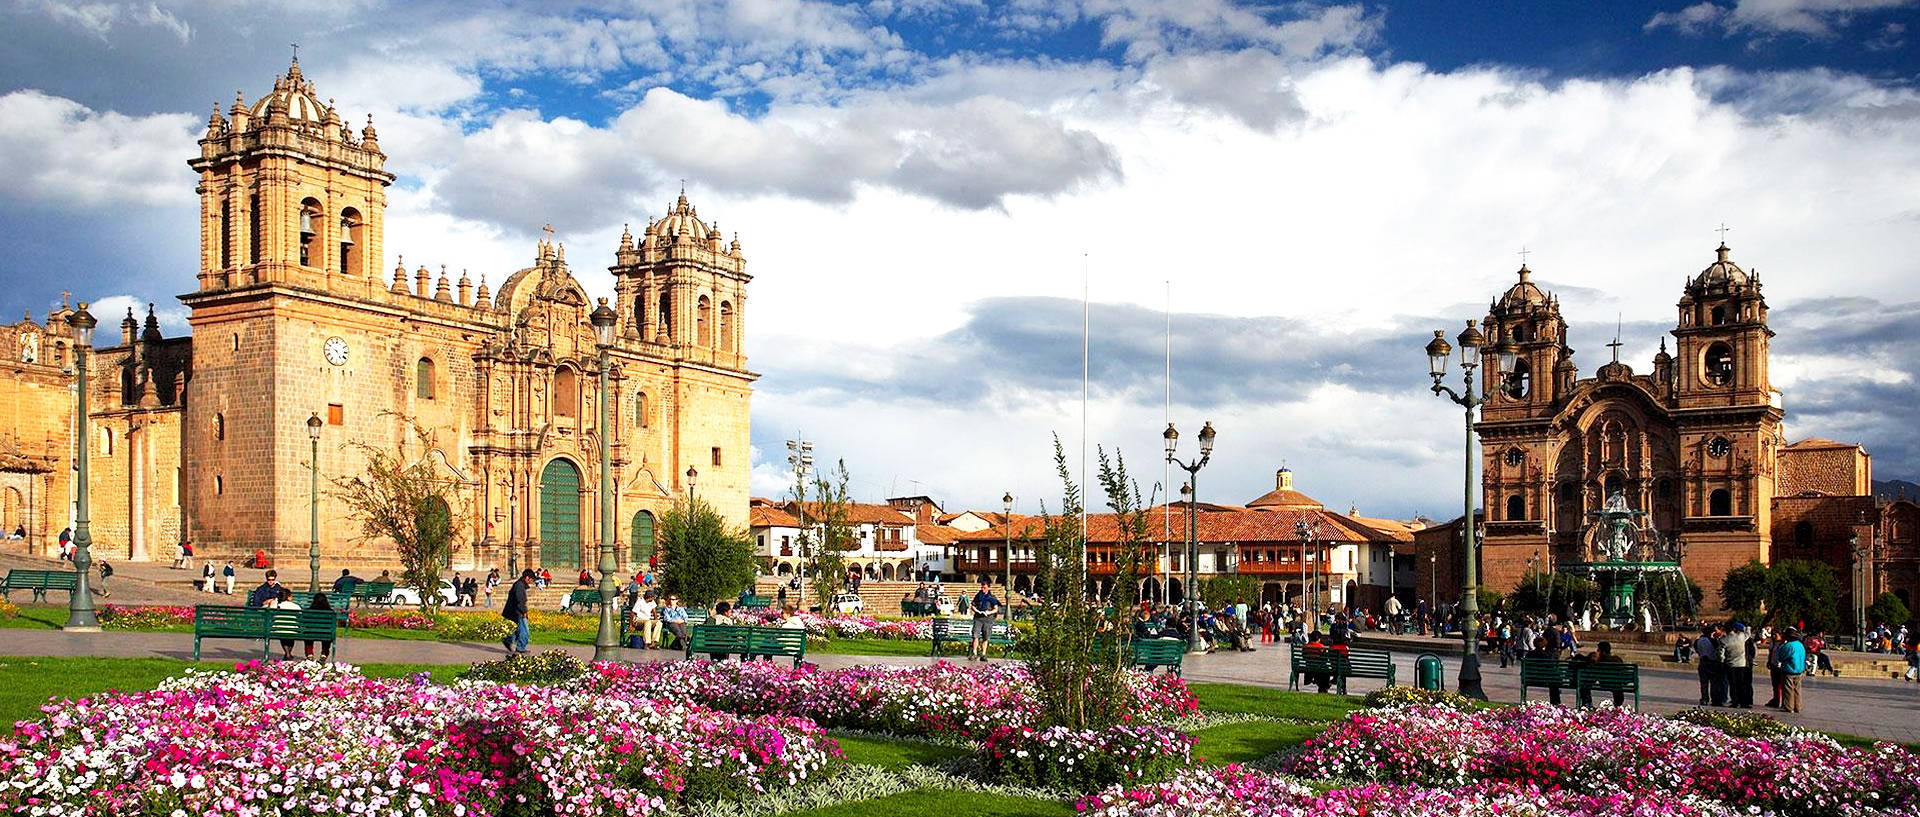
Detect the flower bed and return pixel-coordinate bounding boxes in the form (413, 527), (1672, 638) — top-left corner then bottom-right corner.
(0, 661), (840, 816)
(0, 600), (20, 620)
(981, 723), (1193, 791)
(1285, 703), (1920, 816)
(1079, 766), (1748, 817)
(99, 603), (195, 630)
(582, 659), (1196, 741)
(733, 609), (933, 640)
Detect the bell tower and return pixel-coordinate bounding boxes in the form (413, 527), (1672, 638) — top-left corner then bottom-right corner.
(1480, 263), (1574, 420)
(189, 58), (392, 294)
(1674, 242), (1773, 407)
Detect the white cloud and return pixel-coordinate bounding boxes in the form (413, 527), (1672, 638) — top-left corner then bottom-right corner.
(0, 90), (199, 209)
(1646, 0), (1916, 37)
(22, 0), (191, 43)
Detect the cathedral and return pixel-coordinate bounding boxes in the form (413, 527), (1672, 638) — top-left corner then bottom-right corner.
(0, 59), (754, 572)
(1464, 244), (1916, 615)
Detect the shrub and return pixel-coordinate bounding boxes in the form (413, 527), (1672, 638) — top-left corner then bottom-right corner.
(458, 649), (588, 684)
(981, 723), (1193, 792)
(1670, 707), (1796, 738)
(0, 599), (21, 620)
(433, 610), (514, 640)
(1362, 686), (1476, 711)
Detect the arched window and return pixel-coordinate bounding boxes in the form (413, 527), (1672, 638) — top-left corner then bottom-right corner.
(657, 291), (672, 339)
(219, 199), (233, 269)
(298, 198), (323, 267)
(697, 296), (712, 347)
(416, 357), (436, 399)
(99, 428), (114, 456)
(1504, 359), (1531, 399)
(553, 367), (577, 416)
(630, 510), (655, 563)
(1506, 494), (1525, 521)
(248, 193), (262, 265)
(1703, 342), (1734, 386)
(1605, 472), (1624, 499)
(1711, 305), (1727, 325)
(214, 413), (226, 441)
(1794, 520), (1814, 548)
(339, 207), (363, 275)
(719, 300), (735, 352)
(634, 391), (648, 428)
(1709, 489), (1733, 516)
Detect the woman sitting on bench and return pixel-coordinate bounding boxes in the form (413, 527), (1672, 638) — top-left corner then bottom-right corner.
(305, 593), (335, 662)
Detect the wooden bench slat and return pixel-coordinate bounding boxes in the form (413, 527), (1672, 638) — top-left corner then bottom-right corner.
(1289, 643), (1397, 694)
(193, 605), (340, 661)
(684, 623), (807, 666)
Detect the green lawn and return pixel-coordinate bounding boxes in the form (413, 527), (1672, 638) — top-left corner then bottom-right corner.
(830, 733), (971, 770)
(1191, 720), (1326, 764)
(786, 789), (1073, 817)
(0, 656), (458, 726)
(1188, 681), (1365, 721)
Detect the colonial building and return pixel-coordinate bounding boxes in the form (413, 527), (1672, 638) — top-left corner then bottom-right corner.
(0, 59), (755, 572)
(748, 497), (949, 581)
(1463, 242), (1914, 615)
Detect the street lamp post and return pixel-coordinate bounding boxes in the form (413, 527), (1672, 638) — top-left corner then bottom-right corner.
(787, 438), (813, 607)
(307, 413), (323, 592)
(63, 303), (100, 631)
(590, 299), (620, 663)
(686, 466), (698, 501)
(1295, 517), (1319, 630)
(1002, 492), (1014, 597)
(1164, 421), (1215, 653)
(1850, 534), (1867, 650)
(1422, 321), (1515, 700)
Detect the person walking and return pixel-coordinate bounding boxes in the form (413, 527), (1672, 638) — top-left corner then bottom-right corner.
(1777, 627), (1807, 713)
(485, 568), (499, 608)
(202, 562), (219, 594)
(500, 569), (533, 655)
(95, 560), (112, 598)
(969, 579), (1002, 662)
(1722, 622), (1753, 708)
(222, 561), (236, 595)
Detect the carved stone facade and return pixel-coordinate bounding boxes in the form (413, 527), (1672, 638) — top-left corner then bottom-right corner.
(1472, 244), (1796, 610)
(0, 59), (755, 571)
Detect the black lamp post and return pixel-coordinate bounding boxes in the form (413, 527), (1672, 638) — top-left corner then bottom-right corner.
(308, 412), (323, 593)
(1164, 421), (1215, 653)
(64, 303), (101, 631)
(686, 465), (698, 502)
(1423, 321), (1515, 700)
(1296, 517), (1320, 629)
(590, 299), (620, 662)
(1002, 492), (1014, 597)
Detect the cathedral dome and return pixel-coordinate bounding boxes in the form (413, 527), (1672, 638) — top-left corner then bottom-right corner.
(1694, 243), (1749, 287)
(249, 59), (328, 124)
(648, 191), (708, 241)
(1498, 265), (1548, 309)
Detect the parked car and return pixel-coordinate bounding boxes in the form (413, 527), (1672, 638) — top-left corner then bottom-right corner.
(828, 591), (864, 616)
(382, 578), (459, 607)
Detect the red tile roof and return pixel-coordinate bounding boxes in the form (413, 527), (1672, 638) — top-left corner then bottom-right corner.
(950, 507), (1391, 545)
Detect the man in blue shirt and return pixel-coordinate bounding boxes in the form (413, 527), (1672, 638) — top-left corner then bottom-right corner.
(246, 570), (283, 608)
(1777, 627), (1807, 713)
(970, 580), (1001, 661)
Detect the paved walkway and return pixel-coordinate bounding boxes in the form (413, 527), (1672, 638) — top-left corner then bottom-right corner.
(3, 628), (1916, 743)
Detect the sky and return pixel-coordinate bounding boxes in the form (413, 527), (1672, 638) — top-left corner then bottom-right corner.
(2, 0), (1918, 520)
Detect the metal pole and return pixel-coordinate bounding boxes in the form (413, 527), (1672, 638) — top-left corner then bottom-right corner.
(1187, 470), (1200, 652)
(65, 327), (99, 631)
(309, 432), (320, 593)
(593, 348), (619, 662)
(1457, 366), (1486, 699)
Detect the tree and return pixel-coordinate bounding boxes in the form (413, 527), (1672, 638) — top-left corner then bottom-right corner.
(1198, 574), (1260, 608)
(1868, 591), (1912, 627)
(1027, 437), (1144, 730)
(327, 416), (466, 613)
(658, 495), (757, 607)
(805, 460), (855, 607)
(1719, 560), (1770, 622)
(1641, 572), (1703, 624)
(1765, 559), (1840, 633)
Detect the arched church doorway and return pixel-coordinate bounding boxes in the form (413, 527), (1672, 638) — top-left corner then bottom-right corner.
(539, 458), (582, 570)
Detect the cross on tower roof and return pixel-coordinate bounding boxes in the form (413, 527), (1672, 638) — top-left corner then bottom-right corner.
(542, 223), (554, 241)
(1517, 246), (1530, 266)
(1608, 313), (1623, 363)
(291, 42), (299, 61)
(1716, 222), (1732, 243)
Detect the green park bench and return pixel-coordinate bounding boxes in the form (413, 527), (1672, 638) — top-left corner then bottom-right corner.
(1519, 657), (1572, 704)
(192, 604), (341, 661)
(1289, 643), (1398, 694)
(1, 569), (78, 603)
(351, 581), (397, 608)
(1129, 638), (1187, 676)
(1574, 661), (1642, 710)
(288, 591), (353, 629)
(929, 617), (1015, 657)
(566, 588), (604, 613)
(737, 594), (772, 609)
(683, 623), (809, 666)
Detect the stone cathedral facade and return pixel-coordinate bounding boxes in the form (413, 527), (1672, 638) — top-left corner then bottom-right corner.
(0, 59), (755, 572)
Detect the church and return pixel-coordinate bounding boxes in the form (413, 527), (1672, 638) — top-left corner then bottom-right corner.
(0, 59), (754, 572)
(1444, 243), (1917, 616)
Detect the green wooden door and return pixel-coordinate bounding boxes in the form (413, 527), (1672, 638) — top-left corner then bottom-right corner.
(539, 459), (582, 571)
(630, 510), (655, 566)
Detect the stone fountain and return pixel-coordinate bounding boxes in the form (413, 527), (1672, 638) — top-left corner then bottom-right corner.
(1560, 491), (1684, 630)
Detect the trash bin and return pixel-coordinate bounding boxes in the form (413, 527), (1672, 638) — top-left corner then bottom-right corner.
(1416, 652), (1444, 691)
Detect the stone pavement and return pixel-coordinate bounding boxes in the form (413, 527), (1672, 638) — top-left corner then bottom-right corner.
(3, 627), (1916, 743)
